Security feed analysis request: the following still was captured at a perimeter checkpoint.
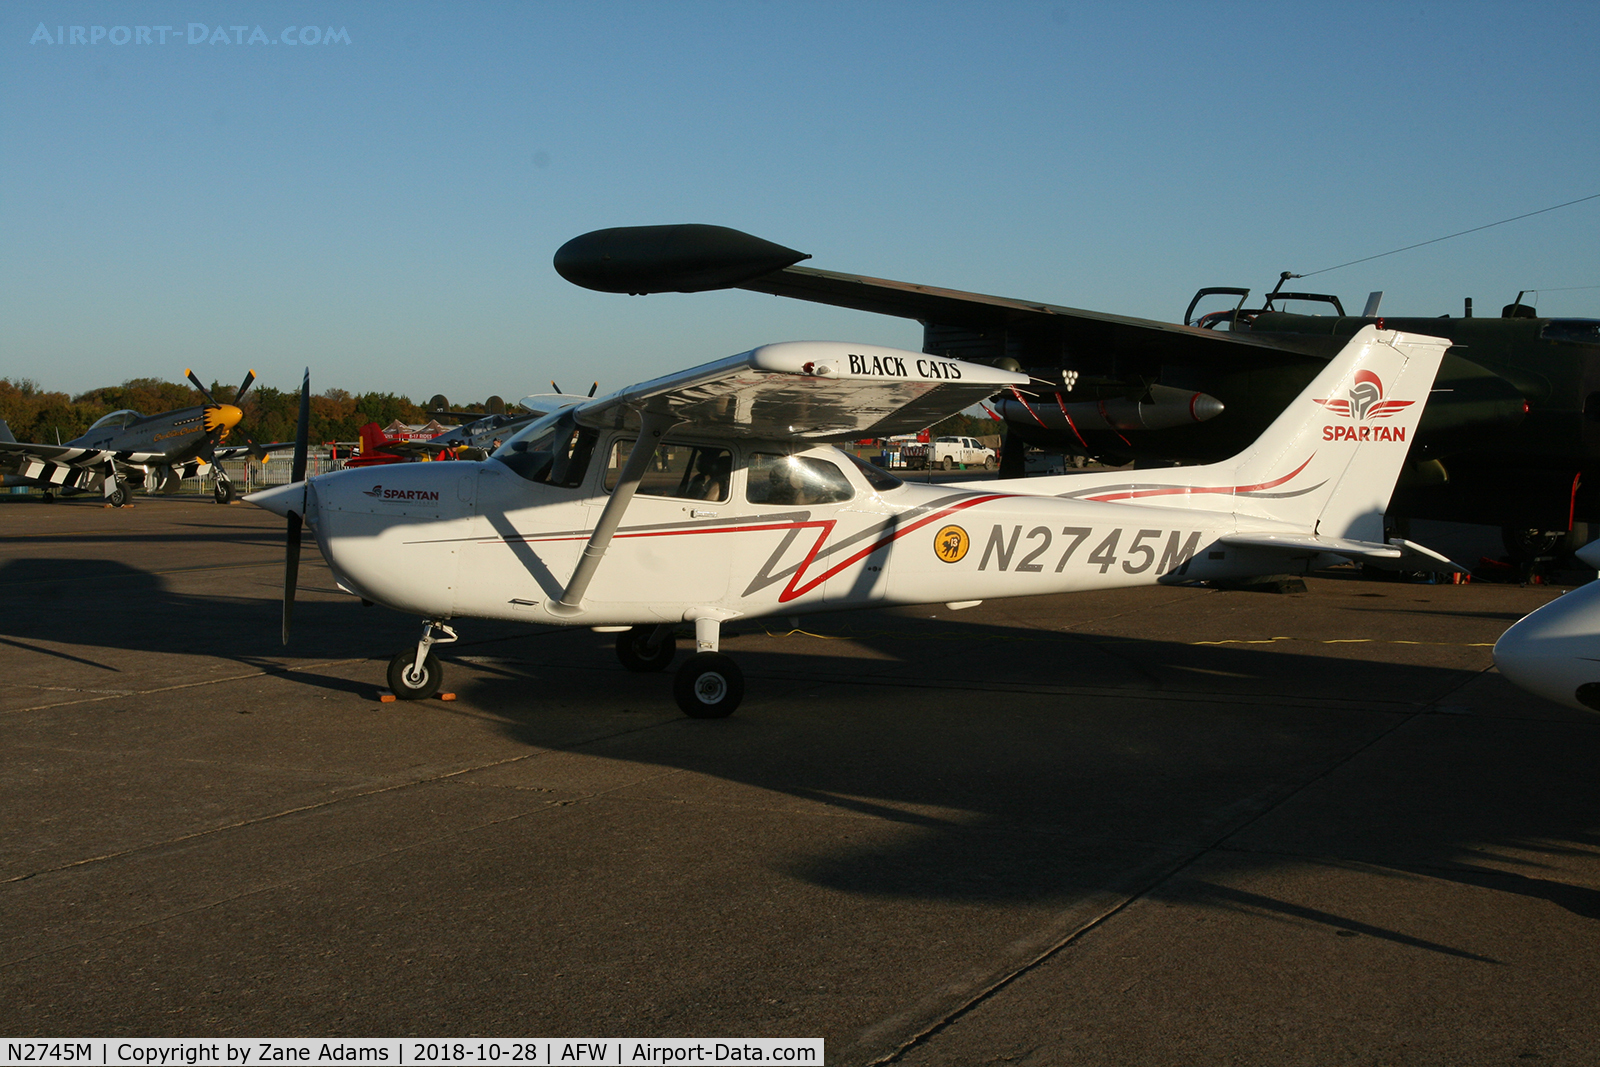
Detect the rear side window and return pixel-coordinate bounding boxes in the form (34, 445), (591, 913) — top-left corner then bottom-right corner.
(747, 453), (853, 505)
(843, 451), (902, 492)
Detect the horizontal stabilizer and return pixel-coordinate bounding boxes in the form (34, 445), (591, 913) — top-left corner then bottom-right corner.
(1382, 537), (1471, 574)
(1220, 532), (1465, 573)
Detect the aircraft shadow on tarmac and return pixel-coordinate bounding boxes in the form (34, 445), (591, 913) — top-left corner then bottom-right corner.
(447, 616), (1600, 962)
(6, 548), (1596, 962)
(0, 555), (500, 685)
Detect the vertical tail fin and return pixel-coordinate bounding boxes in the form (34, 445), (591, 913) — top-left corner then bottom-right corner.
(0, 420), (14, 444)
(1033, 326), (1449, 540)
(358, 421), (386, 456)
(1215, 326), (1448, 539)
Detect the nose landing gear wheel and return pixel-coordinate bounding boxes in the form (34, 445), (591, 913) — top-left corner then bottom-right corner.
(387, 650), (442, 700)
(673, 652), (744, 718)
(616, 625), (677, 672)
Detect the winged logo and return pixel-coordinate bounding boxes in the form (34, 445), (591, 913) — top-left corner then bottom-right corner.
(1312, 370), (1414, 420)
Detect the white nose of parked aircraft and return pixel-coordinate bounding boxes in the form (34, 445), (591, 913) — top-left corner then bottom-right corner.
(244, 481), (305, 519)
(1492, 541), (1600, 711)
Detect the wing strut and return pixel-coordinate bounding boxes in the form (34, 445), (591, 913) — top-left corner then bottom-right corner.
(548, 409), (678, 617)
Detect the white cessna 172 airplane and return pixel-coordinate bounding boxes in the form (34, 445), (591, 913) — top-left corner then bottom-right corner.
(249, 325), (1454, 717)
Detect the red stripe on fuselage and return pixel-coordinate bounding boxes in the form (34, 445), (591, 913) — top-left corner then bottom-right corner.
(494, 493), (1012, 604)
(1082, 455), (1316, 503)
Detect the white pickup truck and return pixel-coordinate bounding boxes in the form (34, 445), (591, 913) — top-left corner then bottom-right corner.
(930, 435), (997, 470)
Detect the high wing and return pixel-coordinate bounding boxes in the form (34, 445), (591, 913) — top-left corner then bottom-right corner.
(554, 224), (1332, 369)
(738, 264), (1330, 366)
(567, 341), (1027, 440)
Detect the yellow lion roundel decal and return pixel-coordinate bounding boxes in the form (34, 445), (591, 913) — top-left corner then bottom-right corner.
(934, 524), (970, 563)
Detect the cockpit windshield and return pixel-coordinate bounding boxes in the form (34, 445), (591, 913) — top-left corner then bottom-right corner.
(1541, 320), (1600, 346)
(492, 408), (596, 488)
(86, 409), (142, 431)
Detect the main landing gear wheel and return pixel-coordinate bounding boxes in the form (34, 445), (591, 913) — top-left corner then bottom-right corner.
(673, 652), (744, 719)
(214, 479), (235, 504)
(106, 481), (130, 508)
(616, 625), (677, 672)
(387, 650), (442, 700)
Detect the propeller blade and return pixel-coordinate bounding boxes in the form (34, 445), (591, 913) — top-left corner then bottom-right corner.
(283, 510), (302, 646)
(587, 382), (598, 397)
(551, 380), (563, 394)
(283, 368), (311, 645)
(235, 369), (257, 405)
(291, 368), (310, 484)
(238, 428), (270, 461)
(186, 369), (220, 406)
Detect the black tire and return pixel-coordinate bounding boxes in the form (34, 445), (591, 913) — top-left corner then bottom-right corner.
(214, 479), (235, 504)
(983, 455), (996, 470)
(942, 457), (955, 471)
(40, 491), (54, 503)
(107, 482), (130, 508)
(673, 652), (744, 718)
(387, 650), (442, 700)
(1501, 524), (1564, 564)
(616, 625), (677, 672)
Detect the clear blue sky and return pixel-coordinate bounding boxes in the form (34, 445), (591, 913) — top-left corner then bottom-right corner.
(5, 0), (1598, 403)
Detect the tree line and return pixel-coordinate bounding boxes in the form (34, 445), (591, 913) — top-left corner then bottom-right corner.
(0, 377), (466, 446)
(0, 374), (998, 448)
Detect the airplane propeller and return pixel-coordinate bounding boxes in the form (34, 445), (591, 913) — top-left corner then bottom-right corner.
(186, 368), (271, 460)
(551, 380), (599, 397)
(282, 368), (311, 645)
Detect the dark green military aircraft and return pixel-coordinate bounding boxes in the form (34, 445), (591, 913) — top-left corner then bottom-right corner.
(554, 224), (1600, 560)
(0, 370), (271, 506)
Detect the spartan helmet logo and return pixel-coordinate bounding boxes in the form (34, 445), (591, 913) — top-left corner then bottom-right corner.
(1347, 370), (1383, 420)
(1313, 368), (1413, 421)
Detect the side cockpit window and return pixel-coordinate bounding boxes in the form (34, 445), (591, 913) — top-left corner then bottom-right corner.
(746, 453), (854, 506)
(604, 440), (732, 502)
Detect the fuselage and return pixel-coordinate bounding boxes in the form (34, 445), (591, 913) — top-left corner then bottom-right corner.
(1493, 570), (1600, 712)
(71, 404), (242, 459)
(291, 428), (1325, 628)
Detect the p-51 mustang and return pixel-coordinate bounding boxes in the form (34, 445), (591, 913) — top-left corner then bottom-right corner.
(0, 370), (270, 505)
(249, 326), (1453, 717)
